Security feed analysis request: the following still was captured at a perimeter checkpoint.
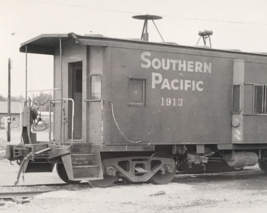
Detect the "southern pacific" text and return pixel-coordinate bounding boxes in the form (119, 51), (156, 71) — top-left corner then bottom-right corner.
(141, 52), (212, 73)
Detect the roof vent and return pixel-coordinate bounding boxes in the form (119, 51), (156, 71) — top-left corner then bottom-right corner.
(84, 34), (104, 37)
(163, 42), (178, 45)
(228, 49), (241, 52)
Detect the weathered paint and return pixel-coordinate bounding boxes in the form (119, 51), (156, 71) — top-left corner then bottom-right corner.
(87, 46), (104, 144)
(243, 115), (267, 143)
(232, 60), (244, 143)
(50, 35), (267, 146)
(54, 39), (87, 142)
(243, 84), (253, 114)
(242, 59), (267, 143)
(104, 47), (233, 145)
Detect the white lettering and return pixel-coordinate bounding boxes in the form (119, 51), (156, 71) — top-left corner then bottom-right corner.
(184, 80), (191, 90)
(162, 59), (170, 70)
(141, 52), (151, 68)
(152, 58), (161, 70)
(192, 80), (195, 91)
(170, 60), (178, 70)
(171, 79), (179, 90)
(196, 81), (204, 91)
(179, 60), (186, 71)
(152, 74), (203, 92)
(161, 79), (171, 90)
(187, 61), (194, 72)
(141, 52), (210, 93)
(195, 61), (202, 72)
(204, 63), (212, 73)
(141, 52), (212, 74)
(180, 79), (183, 90)
(152, 72), (163, 89)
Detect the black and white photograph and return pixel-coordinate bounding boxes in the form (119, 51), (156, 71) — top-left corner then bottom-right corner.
(1, 0), (267, 212)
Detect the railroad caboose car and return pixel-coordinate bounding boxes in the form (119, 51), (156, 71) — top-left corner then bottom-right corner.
(6, 28), (267, 187)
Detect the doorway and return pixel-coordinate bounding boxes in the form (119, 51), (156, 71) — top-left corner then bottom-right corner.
(68, 62), (82, 139)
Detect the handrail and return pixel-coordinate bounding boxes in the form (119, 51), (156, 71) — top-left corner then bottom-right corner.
(26, 88), (61, 93)
(50, 98), (75, 144)
(19, 97), (75, 145)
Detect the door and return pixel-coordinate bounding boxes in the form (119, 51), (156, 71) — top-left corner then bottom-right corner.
(68, 62), (82, 139)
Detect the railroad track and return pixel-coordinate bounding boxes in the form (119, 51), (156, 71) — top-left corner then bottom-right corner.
(0, 167), (261, 196)
(0, 190), (53, 199)
(0, 182), (90, 202)
(0, 182), (89, 188)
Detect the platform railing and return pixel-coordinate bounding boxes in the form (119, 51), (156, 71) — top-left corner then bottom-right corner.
(19, 89), (75, 145)
(49, 98), (75, 144)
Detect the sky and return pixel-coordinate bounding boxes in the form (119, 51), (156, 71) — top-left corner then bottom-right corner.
(1, 0), (267, 97)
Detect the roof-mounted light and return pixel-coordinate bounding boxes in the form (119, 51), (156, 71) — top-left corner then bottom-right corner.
(196, 30), (213, 48)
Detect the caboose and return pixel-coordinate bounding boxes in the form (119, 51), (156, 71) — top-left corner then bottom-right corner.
(6, 15), (267, 187)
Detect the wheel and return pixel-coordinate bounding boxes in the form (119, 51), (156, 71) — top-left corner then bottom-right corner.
(149, 152), (176, 185)
(56, 163), (80, 184)
(259, 161), (267, 173)
(89, 175), (119, 188)
(232, 167), (243, 171)
(259, 151), (267, 173)
(88, 153), (119, 188)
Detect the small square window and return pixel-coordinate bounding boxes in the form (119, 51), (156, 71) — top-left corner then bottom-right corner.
(128, 78), (145, 105)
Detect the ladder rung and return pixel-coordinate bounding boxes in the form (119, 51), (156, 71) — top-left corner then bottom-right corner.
(73, 165), (99, 169)
(71, 154), (94, 156)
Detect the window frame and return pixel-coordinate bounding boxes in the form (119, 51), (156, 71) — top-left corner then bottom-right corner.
(232, 84), (242, 114)
(128, 78), (146, 107)
(89, 74), (102, 102)
(253, 84), (267, 114)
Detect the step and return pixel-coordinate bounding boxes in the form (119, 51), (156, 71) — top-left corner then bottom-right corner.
(70, 143), (90, 154)
(71, 154), (97, 166)
(73, 167), (101, 179)
(69, 143), (103, 180)
(73, 165), (99, 169)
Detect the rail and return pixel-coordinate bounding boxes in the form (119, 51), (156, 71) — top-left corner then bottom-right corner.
(18, 96), (74, 145)
(0, 190), (52, 199)
(49, 98), (75, 144)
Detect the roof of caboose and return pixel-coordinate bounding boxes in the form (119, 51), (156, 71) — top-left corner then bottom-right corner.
(19, 33), (267, 57)
(19, 34), (70, 55)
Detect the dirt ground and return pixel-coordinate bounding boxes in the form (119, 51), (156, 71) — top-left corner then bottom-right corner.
(1, 130), (267, 213)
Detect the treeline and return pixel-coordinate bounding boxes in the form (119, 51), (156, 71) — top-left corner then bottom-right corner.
(0, 94), (24, 101)
(32, 93), (53, 111)
(0, 93), (53, 111)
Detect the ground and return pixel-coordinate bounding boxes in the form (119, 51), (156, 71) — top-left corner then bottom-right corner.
(1, 130), (267, 213)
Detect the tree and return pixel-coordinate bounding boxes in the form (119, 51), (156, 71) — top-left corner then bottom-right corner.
(0, 95), (24, 102)
(0, 95), (6, 101)
(32, 92), (53, 111)
(11, 95), (24, 101)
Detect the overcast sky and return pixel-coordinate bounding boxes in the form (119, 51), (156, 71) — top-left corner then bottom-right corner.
(1, 0), (267, 96)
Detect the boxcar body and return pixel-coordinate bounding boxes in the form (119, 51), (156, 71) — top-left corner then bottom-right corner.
(6, 32), (267, 187)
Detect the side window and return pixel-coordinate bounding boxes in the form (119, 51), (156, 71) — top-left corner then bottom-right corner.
(254, 85), (266, 114)
(128, 78), (146, 106)
(90, 75), (102, 99)
(232, 85), (241, 113)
